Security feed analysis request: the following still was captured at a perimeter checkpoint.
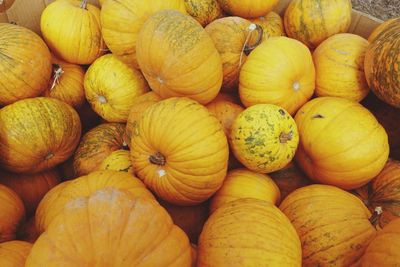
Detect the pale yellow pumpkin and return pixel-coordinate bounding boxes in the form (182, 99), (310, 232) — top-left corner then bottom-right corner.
(217, 0), (279, 18)
(250, 12), (286, 42)
(0, 240), (32, 267)
(99, 150), (133, 174)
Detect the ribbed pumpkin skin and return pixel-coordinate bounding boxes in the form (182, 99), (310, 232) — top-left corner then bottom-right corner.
(210, 168), (280, 213)
(0, 0), (15, 12)
(0, 97), (81, 174)
(85, 54), (149, 122)
(101, 0), (186, 68)
(217, 0), (279, 18)
(239, 37), (315, 115)
(313, 33), (370, 102)
(230, 104), (299, 174)
(0, 23), (52, 106)
(0, 170), (60, 216)
(280, 185), (376, 267)
(250, 12), (286, 42)
(27, 188), (191, 267)
(364, 18), (400, 108)
(0, 241), (32, 267)
(198, 198), (301, 266)
(295, 97), (389, 190)
(0, 184), (25, 242)
(99, 150), (133, 174)
(41, 0), (105, 64)
(137, 10), (223, 105)
(368, 18), (397, 43)
(284, 0), (352, 49)
(131, 97), (229, 205)
(73, 123), (126, 176)
(184, 0), (223, 27)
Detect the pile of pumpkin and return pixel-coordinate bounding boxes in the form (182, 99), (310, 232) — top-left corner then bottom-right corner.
(0, 0), (399, 266)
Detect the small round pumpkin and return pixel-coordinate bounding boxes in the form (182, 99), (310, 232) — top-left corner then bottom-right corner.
(230, 104), (299, 174)
(217, 0), (279, 18)
(284, 0), (352, 49)
(295, 97), (389, 190)
(136, 10), (223, 105)
(0, 184), (25, 242)
(249, 12), (286, 42)
(184, 0), (223, 27)
(99, 150), (133, 174)
(0, 240), (32, 267)
(0, 0), (15, 12)
(368, 18), (397, 43)
(17, 217), (40, 243)
(131, 97), (229, 205)
(239, 36), (315, 115)
(0, 97), (81, 174)
(84, 54), (149, 122)
(41, 0), (105, 64)
(0, 23), (52, 106)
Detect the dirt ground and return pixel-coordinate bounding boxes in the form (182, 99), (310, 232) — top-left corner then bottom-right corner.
(352, 0), (400, 21)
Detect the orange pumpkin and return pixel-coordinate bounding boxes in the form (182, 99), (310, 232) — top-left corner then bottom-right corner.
(0, 184), (25, 242)
(217, 0), (279, 18)
(184, 0), (223, 26)
(368, 18), (397, 43)
(0, 240), (32, 267)
(249, 12), (286, 41)
(0, 97), (81, 174)
(0, 23), (52, 105)
(17, 217), (40, 243)
(98, 150), (133, 174)
(0, 0), (15, 12)
(136, 10), (223, 105)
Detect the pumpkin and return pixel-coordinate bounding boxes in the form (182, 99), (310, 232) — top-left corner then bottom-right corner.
(35, 170), (154, 233)
(136, 10), (223, 105)
(184, 0), (223, 27)
(313, 33), (370, 102)
(230, 104), (299, 174)
(84, 54), (149, 122)
(41, 0), (105, 64)
(249, 12), (286, 41)
(0, 97), (81, 174)
(198, 198), (301, 266)
(239, 37), (315, 115)
(368, 18), (397, 43)
(99, 150), (133, 174)
(73, 123), (127, 176)
(0, 169), (60, 216)
(27, 188), (192, 267)
(0, 0), (15, 12)
(280, 184), (376, 267)
(17, 217), (40, 243)
(205, 17), (263, 92)
(217, 0), (279, 18)
(0, 23), (52, 106)
(364, 18), (400, 108)
(0, 184), (25, 242)
(295, 97), (389, 190)
(101, 0), (186, 68)
(210, 168), (280, 213)
(131, 97), (229, 205)
(0, 241), (32, 267)
(284, 0), (352, 49)
(43, 56), (85, 109)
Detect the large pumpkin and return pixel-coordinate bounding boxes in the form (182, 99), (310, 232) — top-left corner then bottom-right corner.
(136, 10), (223, 105)
(230, 104), (299, 173)
(217, 0), (279, 18)
(295, 97), (389, 190)
(0, 23), (52, 105)
(239, 37), (315, 115)
(99, 150), (133, 174)
(249, 12), (286, 42)
(131, 97), (229, 205)
(368, 18), (397, 43)
(84, 54), (149, 122)
(0, 0), (15, 12)
(198, 198), (301, 266)
(41, 0), (105, 64)
(280, 184), (376, 267)
(0, 241), (32, 267)
(284, 0), (352, 49)
(0, 97), (81, 174)
(184, 0), (223, 27)
(0, 184), (25, 242)
(364, 18), (400, 108)
(27, 188), (192, 267)
(101, 0), (186, 68)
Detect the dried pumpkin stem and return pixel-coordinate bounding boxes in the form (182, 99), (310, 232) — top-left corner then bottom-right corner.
(50, 64), (64, 91)
(244, 24), (264, 55)
(369, 206), (383, 226)
(279, 131), (293, 143)
(149, 152), (166, 166)
(80, 0), (88, 9)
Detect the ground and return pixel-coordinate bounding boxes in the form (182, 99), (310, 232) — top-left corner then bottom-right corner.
(352, 0), (400, 21)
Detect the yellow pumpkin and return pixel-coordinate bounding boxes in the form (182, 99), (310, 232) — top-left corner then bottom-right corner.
(84, 54), (149, 122)
(99, 150), (133, 174)
(217, 0), (279, 18)
(0, 240), (32, 267)
(41, 0), (105, 64)
(0, 0), (15, 12)
(101, 0), (186, 68)
(210, 168), (280, 213)
(136, 10), (223, 105)
(249, 12), (286, 42)
(0, 184), (25, 242)
(0, 23), (52, 106)
(131, 97), (229, 205)
(230, 104), (299, 173)
(184, 0), (223, 27)
(239, 37), (315, 115)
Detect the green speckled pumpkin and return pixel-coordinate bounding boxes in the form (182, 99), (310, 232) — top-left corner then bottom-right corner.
(184, 0), (223, 27)
(250, 12), (286, 42)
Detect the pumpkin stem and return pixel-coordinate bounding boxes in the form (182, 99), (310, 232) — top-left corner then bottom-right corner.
(243, 23), (264, 55)
(149, 152), (166, 166)
(50, 64), (64, 91)
(369, 206), (383, 226)
(122, 141), (129, 151)
(279, 131), (293, 144)
(80, 0), (88, 9)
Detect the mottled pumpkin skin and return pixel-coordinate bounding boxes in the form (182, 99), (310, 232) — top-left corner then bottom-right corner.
(284, 0), (352, 49)
(217, 0), (279, 18)
(0, 241), (32, 267)
(0, 0), (15, 12)
(137, 10), (223, 105)
(295, 97), (389, 190)
(364, 18), (400, 108)
(198, 198), (301, 266)
(0, 23), (52, 105)
(0, 184), (25, 242)
(131, 97), (229, 205)
(0, 97), (81, 174)
(99, 150), (133, 174)
(17, 217), (39, 243)
(368, 18), (397, 43)
(250, 12), (286, 42)
(230, 104), (299, 174)
(28, 188), (192, 267)
(101, 0), (186, 68)
(184, 0), (223, 26)
(280, 185), (376, 267)
(239, 37), (315, 115)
